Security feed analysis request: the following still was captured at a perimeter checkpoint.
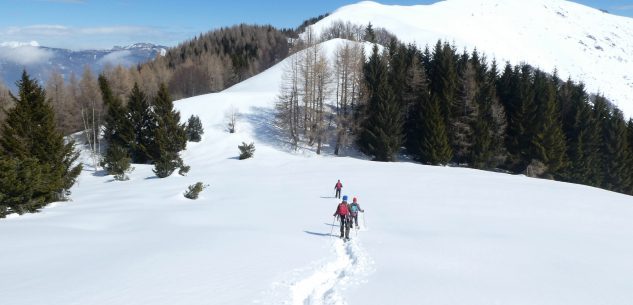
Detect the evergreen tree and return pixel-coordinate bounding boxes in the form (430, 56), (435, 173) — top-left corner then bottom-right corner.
(99, 74), (133, 148)
(151, 84), (187, 177)
(559, 81), (600, 186)
(530, 71), (568, 177)
(404, 55), (429, 154)
(358, 45), (403, 161)
(127, 83), (157, 164)
(429, 41), (458, 127)
(416, 95), (452, 164)
(363, 23), (376, 43)
(0, 71), (81, 212)
(186, 115), (204, 142)
(452, 61), (479, 164)
(601, 109), (632, 193)
(471, 71), (507, 169)
(99, 75), (134, 178)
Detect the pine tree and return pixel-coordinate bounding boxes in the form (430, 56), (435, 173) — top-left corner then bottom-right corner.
(152, 84), (187, 177)
(0, 71), (81, 212)
(99, 75), (134, 178)
(127, 83), (157, 164)
(358, 45), (403, 161)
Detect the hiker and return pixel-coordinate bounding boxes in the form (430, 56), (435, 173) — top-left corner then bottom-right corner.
(334, 179), (343, 199)
(349, 197), (365, 228)
(333, 195), (352, 240)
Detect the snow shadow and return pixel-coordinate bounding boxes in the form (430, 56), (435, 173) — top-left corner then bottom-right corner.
(304, 230), (336, 237)
(242, 106), (291, 151)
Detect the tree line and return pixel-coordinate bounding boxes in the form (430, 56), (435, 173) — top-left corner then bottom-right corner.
(277, 23), (633, 196)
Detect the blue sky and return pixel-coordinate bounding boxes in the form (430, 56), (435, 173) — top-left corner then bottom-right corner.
(0, 0), (631, 49)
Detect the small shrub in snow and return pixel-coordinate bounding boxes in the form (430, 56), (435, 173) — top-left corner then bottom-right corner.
(184, 182), (208, 200)
(186, 115), (204, 142)
(225, 106), (238, 133)
(238, 142), (255, 160)
(101, 144), (133, 181)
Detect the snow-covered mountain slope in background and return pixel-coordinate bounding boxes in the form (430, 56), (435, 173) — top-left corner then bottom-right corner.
(1, 39), (633, 305)
(309, 0), (633, 116)
(0, 42), (166, 90)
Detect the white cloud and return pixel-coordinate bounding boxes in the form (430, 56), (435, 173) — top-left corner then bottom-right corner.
(97, 50), (133, 66)
(0, 44), (53, 65)
(0, 24), (178, 50)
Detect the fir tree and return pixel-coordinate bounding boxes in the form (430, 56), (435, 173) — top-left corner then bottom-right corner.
(601, 109), (632, 193)
(364, 23), (376, 43)
(99, 74), (134, 178)
(429, 41), (458, 127)
(417, 95), (452, 164)
(0, 71), (81, 211)
(358, 45), (403, 161)
(530, 71), (568, 177)
(186, 115), (204, 142)
(127, 83), (157, 164)
(151, 84), (188, 177)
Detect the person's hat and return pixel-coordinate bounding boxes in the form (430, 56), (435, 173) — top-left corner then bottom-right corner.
(353, 197), (357, 203)
(342, 195), (348, 201)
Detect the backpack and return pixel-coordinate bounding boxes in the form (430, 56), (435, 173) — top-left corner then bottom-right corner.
(350, 203), (359, 215)
(336, 203), (349, 215)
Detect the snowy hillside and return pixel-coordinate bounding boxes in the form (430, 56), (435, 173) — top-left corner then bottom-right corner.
(309, 0), (633, 117)
(2, 38), (633, 305)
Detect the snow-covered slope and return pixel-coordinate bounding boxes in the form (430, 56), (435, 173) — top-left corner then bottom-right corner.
(309, 0), (633, 116)
(1, 38), (633, 305)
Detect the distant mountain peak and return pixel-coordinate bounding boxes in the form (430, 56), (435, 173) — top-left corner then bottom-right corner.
(0, 41), (40, 48)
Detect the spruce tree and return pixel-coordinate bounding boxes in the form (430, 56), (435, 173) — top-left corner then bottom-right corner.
(152, 84), (187, 177)
(99, 75), (134, 178)
(404, 55), (429, 154)
(429, 41), (458, 127)
(601, 109), (632, 193)
(530, 71), (568, 177)
(358, 45), (403, 161)
(417, 95), (452, 164)
(127, 83), (157, 164)
(0, 71), (81, 211)
(186, 115), (204, 142)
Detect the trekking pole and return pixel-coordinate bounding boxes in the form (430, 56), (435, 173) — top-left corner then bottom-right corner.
(362, 212), (367, 228)
(329, 216), (336, 237)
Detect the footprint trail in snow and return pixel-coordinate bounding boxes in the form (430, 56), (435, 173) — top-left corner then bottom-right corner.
(290, 238), (373, 305)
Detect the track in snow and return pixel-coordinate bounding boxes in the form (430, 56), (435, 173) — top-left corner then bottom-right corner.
(290, 237), (373, 305)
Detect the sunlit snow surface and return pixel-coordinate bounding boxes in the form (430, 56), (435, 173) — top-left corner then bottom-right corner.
(1, 38), (632, 305)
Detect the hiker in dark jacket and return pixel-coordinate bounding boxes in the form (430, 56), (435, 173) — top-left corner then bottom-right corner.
(349, 197), (365, 228)
(334, 180), (343, 199)
(333, 195), (351, 239)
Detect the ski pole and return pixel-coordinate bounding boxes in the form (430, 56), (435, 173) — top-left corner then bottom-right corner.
(329, 216), (336, 237)
(362, 212), (367, 228)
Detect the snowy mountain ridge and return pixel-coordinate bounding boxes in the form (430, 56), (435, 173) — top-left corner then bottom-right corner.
(0, 42), (166, 90)
(308, 0), (633, 116)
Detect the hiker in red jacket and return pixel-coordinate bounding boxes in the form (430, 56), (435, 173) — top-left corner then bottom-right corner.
(333, 195), (352, 240)
(334, 179), (343, 199)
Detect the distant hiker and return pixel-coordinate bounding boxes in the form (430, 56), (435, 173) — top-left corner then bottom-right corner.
(333, 195), (352, 240)
(349, 197), (365, 228)
(334, 179), (343, 199)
